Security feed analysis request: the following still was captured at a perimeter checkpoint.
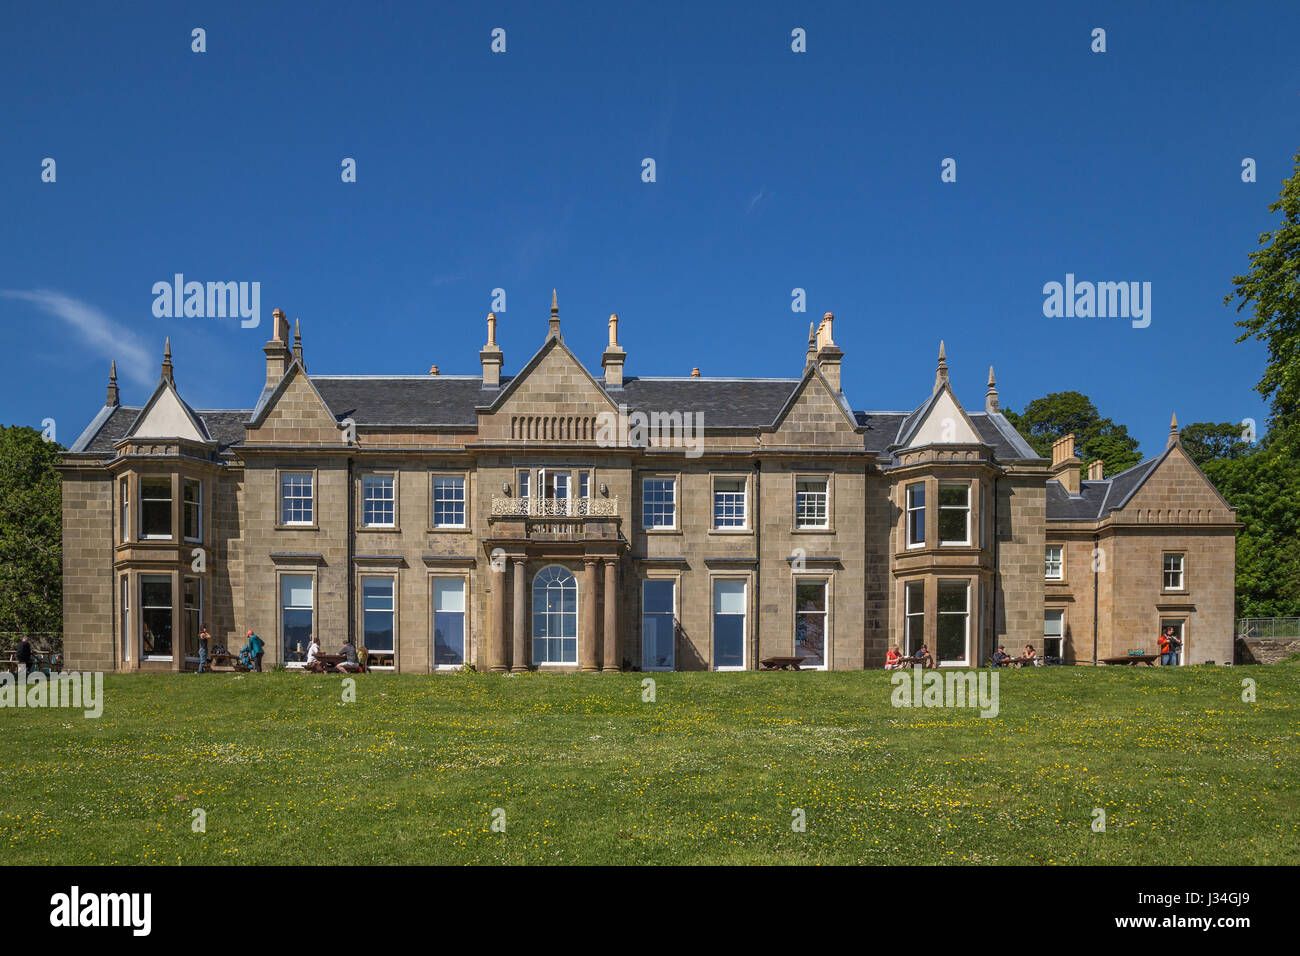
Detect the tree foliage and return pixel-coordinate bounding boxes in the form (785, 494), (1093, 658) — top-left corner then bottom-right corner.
(1178, 421), (1252, 467)
(1227, 148), (1300, 433)
(1002, 391), (1144, 475)
(0, 425), (64, 633)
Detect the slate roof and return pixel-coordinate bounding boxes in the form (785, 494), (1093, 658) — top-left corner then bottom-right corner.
(613, 377), (803, 428)
(311, 375), (493, 426)
(67, 406), (251, 456)
(1044, 448), (1172, 522)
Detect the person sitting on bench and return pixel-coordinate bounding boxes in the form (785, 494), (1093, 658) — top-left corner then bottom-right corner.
(884, 645), (904, 670)
(992, 645), (1012, 668)
(305, 635), (324, 673)
(913, 642), (935, 669)
(336, 638), (361, 674)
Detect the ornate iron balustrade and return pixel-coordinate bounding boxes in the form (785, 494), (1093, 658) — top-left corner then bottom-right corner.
(490, 496), (619, 518)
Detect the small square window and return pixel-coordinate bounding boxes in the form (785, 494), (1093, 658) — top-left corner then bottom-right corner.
(362, 474), (396, 527)
(643, 478), (676, 530)
(432, 476), (467, 528)
(280, 472), (314, 525)
(1045, 546), (1063, 580)
(1163, 553), (1184, 590)
(713, 477), (747, 529)
(796, 478), (829, 529)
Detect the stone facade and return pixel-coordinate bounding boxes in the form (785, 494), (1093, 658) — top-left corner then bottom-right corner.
(57, 302), (1238, 673)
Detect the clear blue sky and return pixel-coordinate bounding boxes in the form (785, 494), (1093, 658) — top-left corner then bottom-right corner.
(2, 1), (1297, 456)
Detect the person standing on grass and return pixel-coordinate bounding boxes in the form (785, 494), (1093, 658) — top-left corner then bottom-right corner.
(1159, 626), (1180, 666)
(246, 630), (265, 672)
(196, 623), (210, 673)
(15, 636), (33, 677)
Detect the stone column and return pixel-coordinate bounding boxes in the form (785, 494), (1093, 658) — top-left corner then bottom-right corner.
(511, 558), (528, 672)
(602, 558), (620, 672)
(581, 558), (599, 672)
(490, 564), (507, 672)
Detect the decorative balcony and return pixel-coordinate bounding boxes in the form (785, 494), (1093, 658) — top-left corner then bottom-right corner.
(490, 496), (619, 518)
(488, 497), (621, 543)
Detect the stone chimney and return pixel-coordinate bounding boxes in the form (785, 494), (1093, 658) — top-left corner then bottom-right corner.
(161, 338), (174, 385)
(804, 322), (817, 372)
(263, 308), (291, 388)
(814, 312), (844, 391)
(602, 313), (626, 388)
(292, 318), (304, 369)
(547, 289), (562, 341)
(1050, 433), (1082, 494)
(1168, 412), (1179, 449)
(691, 367), (701, 378)
(480, 313), (503, 388)
(985, 365), (999, 414)
(1087, 459), (1105, 481)
(106, 361), (119, 407)
(933, 340), (949, 394)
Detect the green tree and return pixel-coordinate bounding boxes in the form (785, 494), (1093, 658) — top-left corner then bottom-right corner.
(1201, 431), (1300, 617)
(1226, 148), (1300, 433)
(0, 425), (63, 633)
(1179, 421), (1252, 466)
(1003, 391), (1143, 475)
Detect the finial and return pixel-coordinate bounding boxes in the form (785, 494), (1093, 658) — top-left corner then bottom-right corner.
(985, 364), (999, 413)
(933, 340), (949, 393)
(547, 290), (562, 340)
(807, 322), (815, 347)
(106, 360), (120, 407)
(1168, 412), (1179, 448)
(161, 338), (174, 384)
(294, 318), (301, 344)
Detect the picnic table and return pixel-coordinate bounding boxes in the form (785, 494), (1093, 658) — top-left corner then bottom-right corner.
(1, 651), (58, 674)
(306, 653), (366, 673)
(1100, 654), (1158, 666)
(206, 652), (246, 672)
(760, 656), (802, 671)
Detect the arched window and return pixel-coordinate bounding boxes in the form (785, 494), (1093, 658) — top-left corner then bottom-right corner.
(533, 565), (578, 664)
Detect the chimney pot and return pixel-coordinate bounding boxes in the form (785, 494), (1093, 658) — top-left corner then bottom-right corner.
(429, 365), (439, 376)
(1087, 459), (1105, 481)
(691, 367), (701, 378)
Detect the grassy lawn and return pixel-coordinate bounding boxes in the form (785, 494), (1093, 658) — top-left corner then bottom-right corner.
(0, 664), (1296, 865)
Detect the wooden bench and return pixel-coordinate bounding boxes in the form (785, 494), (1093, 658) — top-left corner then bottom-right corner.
(1100, 654), (1158, 666)
(760, 656), (803, 671)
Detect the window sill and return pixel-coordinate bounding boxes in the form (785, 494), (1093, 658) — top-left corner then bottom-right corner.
(429, 526), (472, 534)
(643, 528), (682, 535)
(708, 528), (752, 536)
(792, 526), (834, 534)
(358, 525), (400, 533)
(275, 524), (320, 531)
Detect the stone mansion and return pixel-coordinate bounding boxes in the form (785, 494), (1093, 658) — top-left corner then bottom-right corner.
(58, 296), (1239, 673)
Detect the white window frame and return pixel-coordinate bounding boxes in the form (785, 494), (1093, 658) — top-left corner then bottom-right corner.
(183, 478), (203, 543)
(642, 476), (677, 531)
(140, 573), (174, 660)
(184, 576), (202, 661)
(1044, 608), (1065, 659)
(793, 577), (829, 670)
(1045, 545), (1064, 581)
(938, 481), (971, 547)
(139, 475), (173, 540)
(280, 471), (314, 526)
(432, 575), (468, 669)
(431, 473), (467, 529)
(712, 578), (748, 671)
(120, 478), (131, 544)
(1163, 553), (1185, 591)
(641, 577), (677, 672)
(361, 574), (397, 668)
(906, 482), (925, 549)
(795, 476), (830, 530)
(711, 474), (748, 530)
(904, 580), (925, 657)
(361, 473), (396, 528)
(533, 565), (579, 666)
(280, 572), (315, 671)
(936, 579), (970, 666)
(120, 574), (131, 662)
